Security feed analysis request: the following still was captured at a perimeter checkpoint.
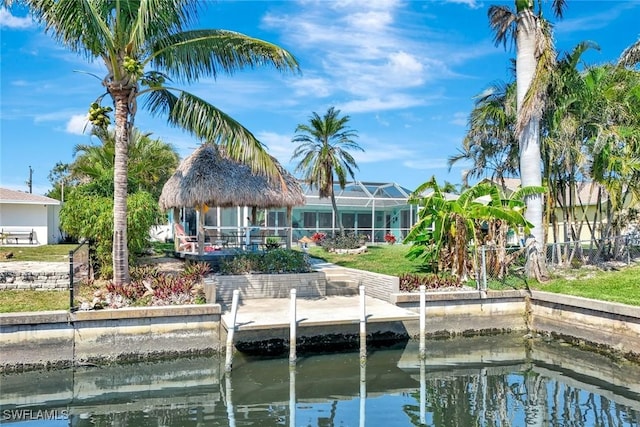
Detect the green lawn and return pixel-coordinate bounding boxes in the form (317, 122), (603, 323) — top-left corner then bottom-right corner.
(0, 243), (78, 262)
(1, 243), (639, 312)
(306, 244), (640, 306)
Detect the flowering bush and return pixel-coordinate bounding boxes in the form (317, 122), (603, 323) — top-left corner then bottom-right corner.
(311, 232), (327, 243)
(384, 233), (397, 245)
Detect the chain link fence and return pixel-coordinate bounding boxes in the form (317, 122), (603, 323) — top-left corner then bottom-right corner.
(69, 240), (94, 311)
(476, 234), (640, 290)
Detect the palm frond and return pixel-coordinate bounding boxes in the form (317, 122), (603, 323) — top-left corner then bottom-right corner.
(150, 29), (299, 83)
(618, 38), (640, 67)
(488, 5), (516, 49)
(145, 89), (279, 180)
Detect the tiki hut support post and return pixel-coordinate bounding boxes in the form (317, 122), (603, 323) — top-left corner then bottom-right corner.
(197, 206), (205, 255)
(286, 206), (293, 250)
(172, 207), (180, 253)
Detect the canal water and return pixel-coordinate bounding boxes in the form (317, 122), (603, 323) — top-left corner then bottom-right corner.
(2, 333), (639, 426)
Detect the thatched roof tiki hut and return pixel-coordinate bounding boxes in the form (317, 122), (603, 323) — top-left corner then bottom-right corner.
(159, 144), (306, 254)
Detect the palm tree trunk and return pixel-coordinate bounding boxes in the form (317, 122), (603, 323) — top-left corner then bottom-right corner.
(112, 89), (131, 285)
(516, 9), (546, 279)
(330, 191), (344, 236)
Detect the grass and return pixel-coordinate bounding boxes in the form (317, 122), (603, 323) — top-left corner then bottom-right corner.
(0, 290), (69, 313)
(307, 244), (640, 306)
(538, 267), (640, 306)
(306, 244), (426, 276)
(0, 243), (78, 262)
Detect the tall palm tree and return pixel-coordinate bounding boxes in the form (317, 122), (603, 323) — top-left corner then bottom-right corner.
(291, 107), (363, 236)
(488, 0), (566, 278)
(619, 37), (640, 67)
(11, 0), (299, 285)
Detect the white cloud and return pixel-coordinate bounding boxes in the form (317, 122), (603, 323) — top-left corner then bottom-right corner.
(290, 76), (332, 98)
(556, 2), (639, 34)
(442, 0), (483, 9)
(0, 8), (33, 29)
(403, 158), (451, 170)
(450, 112), (468, 126)
(256, 131), (296, 164)
(65, 114), (90, 135)
(262, 0), (487, 115)
(339, 94), (425, 113)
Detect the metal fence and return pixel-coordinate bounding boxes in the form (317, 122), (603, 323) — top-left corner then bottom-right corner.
(69, 240), (93, 312)
(476, 235), (640, 290)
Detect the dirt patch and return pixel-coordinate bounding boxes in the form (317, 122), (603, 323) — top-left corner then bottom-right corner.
(136, 256), (186, 274)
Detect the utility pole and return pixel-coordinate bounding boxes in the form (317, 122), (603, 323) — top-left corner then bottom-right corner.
(26, 166), (33, 193)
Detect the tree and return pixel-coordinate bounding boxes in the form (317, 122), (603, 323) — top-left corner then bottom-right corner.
(619, 37), (640, 68)
(73, 128), (180, 200)
(291, 107), (363, 236)
(11, 0), (299, 285)
(403, 177), (535, 281)
(488, 0), (566, 278)
(449, 81), (519, 187)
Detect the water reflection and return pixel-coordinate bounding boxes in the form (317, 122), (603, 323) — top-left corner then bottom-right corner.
(1, 334), (639, 426)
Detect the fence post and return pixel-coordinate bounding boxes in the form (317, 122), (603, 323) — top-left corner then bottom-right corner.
(68, 250), (74, 311)
(481, 245), (487, 291)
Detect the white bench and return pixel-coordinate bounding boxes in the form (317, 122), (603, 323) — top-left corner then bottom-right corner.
(1, 229), (34, 245)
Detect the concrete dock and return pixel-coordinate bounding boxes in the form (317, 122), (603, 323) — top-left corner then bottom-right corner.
(221, 295), (419, 331)
(220, 295), (420, 353)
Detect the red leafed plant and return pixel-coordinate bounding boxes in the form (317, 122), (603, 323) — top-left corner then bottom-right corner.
(384, 233), (396, 245)
(311, 232), (327, 243)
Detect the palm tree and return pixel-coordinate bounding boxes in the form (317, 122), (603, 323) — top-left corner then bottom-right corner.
(449, 81), (519, 187)
(13, 0), (299, 285)
(73, 128), (180, 200)
(488, 0), (566, 278)
(291, 107), (363, 236)
(619, 37), (640, 67)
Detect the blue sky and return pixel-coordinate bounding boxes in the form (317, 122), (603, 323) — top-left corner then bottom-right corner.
(1, 1), (639, 196)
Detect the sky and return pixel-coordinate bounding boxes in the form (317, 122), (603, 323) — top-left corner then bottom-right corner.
(1, 0), (639, 196)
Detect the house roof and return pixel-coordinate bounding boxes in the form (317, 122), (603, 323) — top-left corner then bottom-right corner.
(0, 188), (60, 205)
(301, 181), (412, 208)
(481, 178), (605, 205)
(159, 144), (306, 210)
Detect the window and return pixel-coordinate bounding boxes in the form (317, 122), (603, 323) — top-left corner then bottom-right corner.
(303, 212), (316, 228)
(319, 212), (333, 228)
(268, 211), (285, 227)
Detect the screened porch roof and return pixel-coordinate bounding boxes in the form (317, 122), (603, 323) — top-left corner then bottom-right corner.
(300, 181), (412, 208)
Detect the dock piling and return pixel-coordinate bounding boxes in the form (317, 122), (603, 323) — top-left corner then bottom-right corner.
(225, 289), (240, 372)
(419, 285), (426, 359)
(289, 288), (297, 364)
(359, 285), (366, 360)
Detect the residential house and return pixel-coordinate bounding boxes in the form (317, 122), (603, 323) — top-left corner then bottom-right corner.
(0, 187), (62, 245)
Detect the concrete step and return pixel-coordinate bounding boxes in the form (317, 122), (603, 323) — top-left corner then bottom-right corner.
(326, 280), (359, 296)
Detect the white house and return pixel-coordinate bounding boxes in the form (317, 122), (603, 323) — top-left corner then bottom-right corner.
(0, 188), (62, 245)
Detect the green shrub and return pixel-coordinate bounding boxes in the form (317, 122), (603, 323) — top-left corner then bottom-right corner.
(219, 249), (311, 275)
(321, 233), (364, 251)
(398, 273), (463, 292)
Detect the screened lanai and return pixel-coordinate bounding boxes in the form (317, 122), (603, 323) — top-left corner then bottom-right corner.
(176, 181), (418, 245)
(290, 181), (417, 243)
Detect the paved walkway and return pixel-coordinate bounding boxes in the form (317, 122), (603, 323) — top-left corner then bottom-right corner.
(221, 295), (419, 331)
(0, 261), (69, 274)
